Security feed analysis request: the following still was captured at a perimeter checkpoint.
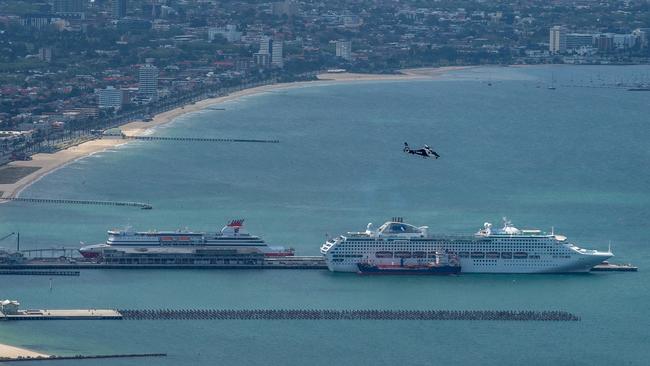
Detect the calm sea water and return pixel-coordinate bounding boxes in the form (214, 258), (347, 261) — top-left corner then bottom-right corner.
(0, 65), (649, 365)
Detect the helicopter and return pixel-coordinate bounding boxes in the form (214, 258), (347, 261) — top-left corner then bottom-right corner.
(403, 142), (440, 159)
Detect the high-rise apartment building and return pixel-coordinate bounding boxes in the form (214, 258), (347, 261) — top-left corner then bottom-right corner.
(138, 64), (158, 98)
(336, 40), (352, 61)
(549, 26), (566, 53)
(259, 36), (272, 54)
(271, 40), (283, 68)
(53, 0), (84, 16)
(98, 86), (125, 110)
(112, 0), (127, 19)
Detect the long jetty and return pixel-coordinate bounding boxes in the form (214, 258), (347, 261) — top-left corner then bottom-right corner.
(124, 135), (279, 144)
(0, 353), (166, 363)
(119, 309), (580, 322)
(1, 197), (152, 210)
(0, 270), (79, 276)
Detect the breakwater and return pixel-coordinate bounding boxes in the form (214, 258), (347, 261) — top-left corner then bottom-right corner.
(0, 270), (79, 276)
(124, 136), (279, 144)
(119, 309), (580, 321)
(1, 197), (152, 209)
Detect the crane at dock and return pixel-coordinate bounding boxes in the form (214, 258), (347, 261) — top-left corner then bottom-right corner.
(0, 232), (19, 252)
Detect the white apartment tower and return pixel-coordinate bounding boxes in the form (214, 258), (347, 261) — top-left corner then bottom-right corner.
(259, 36), (272, 54)
(336, 40), (352, 60)
(138, 64), (158, 98)
(98, 86), (124, 110)
(549, 26), (567, 53)
(271, 40), (283, 68)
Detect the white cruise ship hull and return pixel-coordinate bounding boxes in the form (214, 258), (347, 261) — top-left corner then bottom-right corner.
(321, 219), (614, 274)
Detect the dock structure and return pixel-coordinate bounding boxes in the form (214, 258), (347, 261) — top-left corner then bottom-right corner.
(119, 309), (581, 322)
(0, 309), (123, 321)
(0, 255), (327, 270)
(0, 270), (79, 276)
(124, 135), (279, 144)
(1, 197), (152, 210)
(0, 353), (166, 362)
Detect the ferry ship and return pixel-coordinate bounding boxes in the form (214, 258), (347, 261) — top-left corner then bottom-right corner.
(79, 220), (294, 258)
(321, 218), (613, 273)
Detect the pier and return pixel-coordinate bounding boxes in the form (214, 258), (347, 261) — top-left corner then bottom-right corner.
(0, 270), (79, 276)
(124, 135), (279, 144)
(119, 309), (580, 322)
(0, 309), (123, 320)
(1, 197), (152, 210)
(0, 353), (166, 363)
(0, 255), (327, 270)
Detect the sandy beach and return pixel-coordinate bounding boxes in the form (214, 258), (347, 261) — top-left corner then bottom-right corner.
(0, 343), (49, 359)
(0, 67), (465, 199)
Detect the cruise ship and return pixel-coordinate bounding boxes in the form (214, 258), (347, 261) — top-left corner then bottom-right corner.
(79, 219), (294, 258)
(320, 218), (613, 273)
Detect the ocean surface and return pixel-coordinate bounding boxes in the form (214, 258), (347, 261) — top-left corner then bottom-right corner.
(0, 65), (649, 365)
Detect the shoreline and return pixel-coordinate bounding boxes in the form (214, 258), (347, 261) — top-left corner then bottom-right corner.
(0, 67), (465, 199)
(0, 343), (49, 359)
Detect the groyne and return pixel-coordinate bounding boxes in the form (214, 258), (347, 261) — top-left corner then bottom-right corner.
(119, 309), (580, 321)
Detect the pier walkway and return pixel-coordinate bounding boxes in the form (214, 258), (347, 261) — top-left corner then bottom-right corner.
(0, 270), (79, 276)
(124, 135), (279, 144)
(0, 353), (166, 363)
(1, 197), (152, 210)
(1, 309), (122, 320)
(119, 309), (580, 322)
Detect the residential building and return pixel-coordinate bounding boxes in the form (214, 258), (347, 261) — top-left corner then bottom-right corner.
(112, 0), (127, 19)
(138, 64), (158, 98)
(336, 40), (352, 60)
(208, 25), (242, 42)
(549, 26), (566, 53)
(52, 0), (84, 17)
(595, 34), (614, 53)
(259, 36), (272, 54)
(253, 52), (270, 67)
(98, 86), (125, 110)
(565, 33), (594, 51)
(271, 39), (284, 68)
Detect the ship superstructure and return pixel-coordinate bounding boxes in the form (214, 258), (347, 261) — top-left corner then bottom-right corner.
(321, 218), (613, 273)
(80, 220), (293, 258)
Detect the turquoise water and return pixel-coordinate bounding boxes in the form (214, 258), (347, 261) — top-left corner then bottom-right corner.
(0, 65), (649, 365)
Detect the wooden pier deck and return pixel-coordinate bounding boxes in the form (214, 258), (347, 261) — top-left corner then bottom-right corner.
(1, 197), (152, 209)
(0, 309), (123, 320)
(0, 270), (79, 276)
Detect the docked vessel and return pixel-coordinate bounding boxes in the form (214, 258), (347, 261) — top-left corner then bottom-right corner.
(357, 251), (460, 275)
(321, 218), (613, 273)
(79, 220), (294, 258)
